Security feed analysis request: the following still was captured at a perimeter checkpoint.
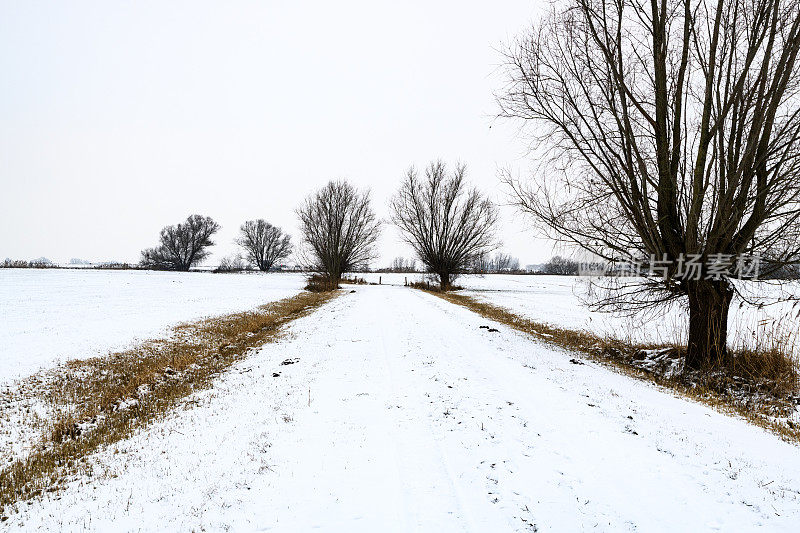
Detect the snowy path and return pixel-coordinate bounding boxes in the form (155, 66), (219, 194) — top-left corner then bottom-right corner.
(7, 286), (800, 531)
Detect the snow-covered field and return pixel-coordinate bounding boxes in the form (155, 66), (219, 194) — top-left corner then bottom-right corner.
(5, 285), (800, 531)
(0, 269), (306, 384)
(359, 273), (800, 349)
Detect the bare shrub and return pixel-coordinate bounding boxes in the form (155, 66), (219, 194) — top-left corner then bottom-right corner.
(408, 279), (463, 292)
(304, 274), (338, 292)
(237, 220), (292, 272)
(391, 161), (498, 290)
(93, 262), (134, 270)
(341, 275), (368, 285)
(214, 255), (249, 273)
(140, 215), (220, 271)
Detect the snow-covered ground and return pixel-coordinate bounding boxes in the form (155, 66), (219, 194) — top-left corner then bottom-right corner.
(6, 285), (800, 531)
(0, 269), (306, 384)
(358, 273), (800, 349)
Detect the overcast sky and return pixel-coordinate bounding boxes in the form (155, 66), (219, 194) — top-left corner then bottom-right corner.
(1, 0), (556, 267)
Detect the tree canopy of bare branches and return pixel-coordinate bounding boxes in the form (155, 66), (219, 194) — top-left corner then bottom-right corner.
(499, 0), (800, 369)
(237, 219), (292, 272)
(543, 256), (580, 276)
(141, 214), (220, 271)
(492, 252), (520, 272)
(296, 180), (380, 286)
(391, 161), (498, 289)
(469, 252), (521, 273)
(390, 256), (418, 273)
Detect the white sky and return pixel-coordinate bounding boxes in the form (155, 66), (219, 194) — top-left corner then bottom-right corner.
(1, 0), (556, 267)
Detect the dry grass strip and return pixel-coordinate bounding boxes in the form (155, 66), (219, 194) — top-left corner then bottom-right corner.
(0, 290), (337, 515)
(426, 289), (800, 444)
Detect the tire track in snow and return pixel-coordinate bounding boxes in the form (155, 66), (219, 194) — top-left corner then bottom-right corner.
(373, 288), (482, 531)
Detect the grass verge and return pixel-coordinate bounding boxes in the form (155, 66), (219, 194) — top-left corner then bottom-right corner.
(0, 290), (337, 515)
(426, 290), (800, 443)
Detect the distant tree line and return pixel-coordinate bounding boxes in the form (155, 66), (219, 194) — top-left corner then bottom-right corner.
(540, 256), (579, 276)
(1, 258), (55, 269)
(469, 252), (521, 274)
(373, 257), (418, 273)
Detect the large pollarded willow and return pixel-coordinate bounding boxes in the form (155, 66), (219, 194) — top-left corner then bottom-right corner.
(499, 0), (800, 368)
(296, 180), (380, 285)
(237, 219), (292, 272)
(141, 214), (220, 271)
(391, 161), (498, 289)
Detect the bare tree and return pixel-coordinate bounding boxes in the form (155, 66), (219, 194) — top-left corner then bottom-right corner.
(214, 254), (248, 273)
(543, 256), (580, 276)
(391, 161), (498, 289)
(470, 252), (520, 273)
(237, 219), (292, 272)
(141, 214), (220, 271)
(499, 0), (800, 369)
(390, 256), (418, 272)
(296, 180), (380, 286)
(468, 252), (491, 274)
(493, 252), (520, 272)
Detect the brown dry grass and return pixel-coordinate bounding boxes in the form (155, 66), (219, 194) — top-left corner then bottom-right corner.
(0, 290), (337, 514)
(304, 274), (340, 292)
(426, 289), (800, 443)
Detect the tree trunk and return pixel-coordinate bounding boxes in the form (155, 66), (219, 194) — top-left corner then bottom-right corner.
(439, 272), (450, 291)
(685, 279), (733, 370)
(330, 270), (341, 290)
